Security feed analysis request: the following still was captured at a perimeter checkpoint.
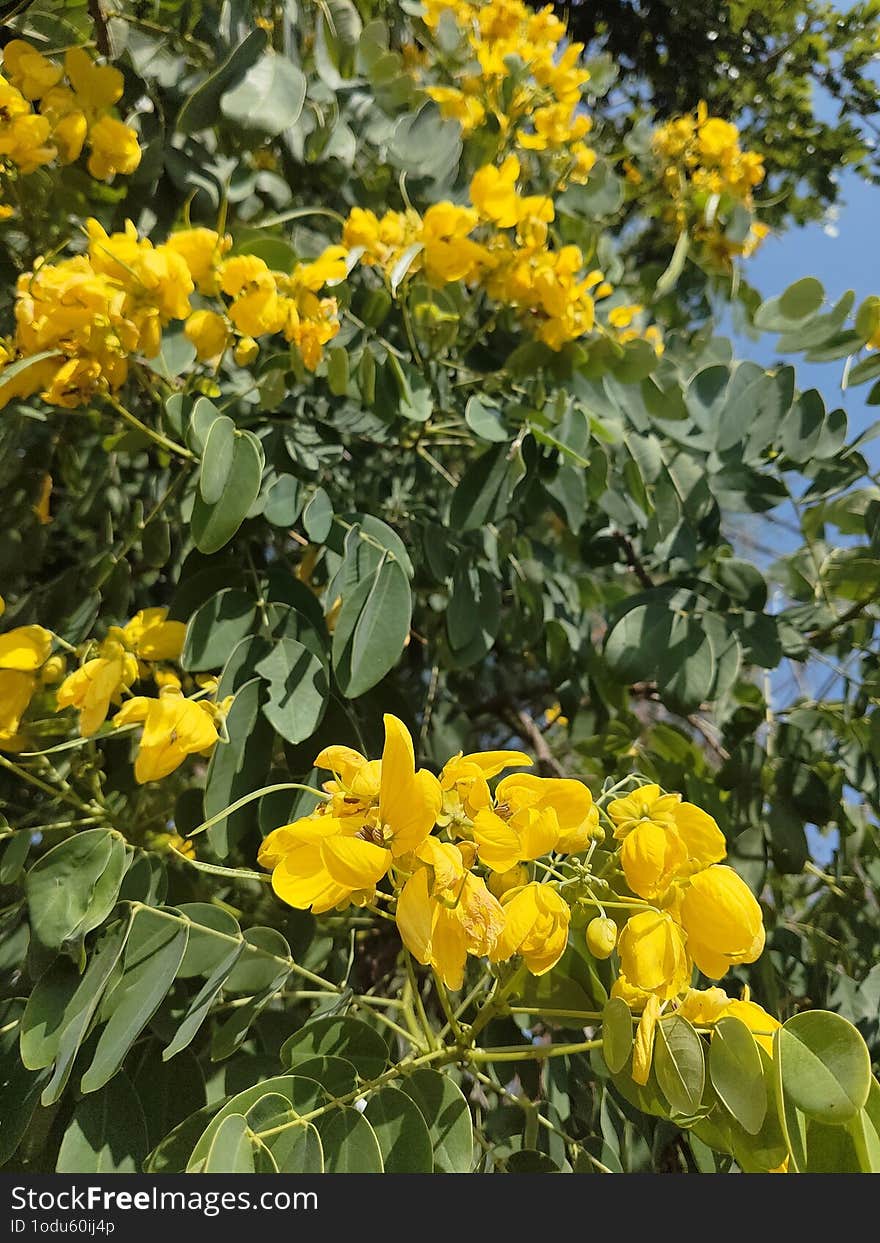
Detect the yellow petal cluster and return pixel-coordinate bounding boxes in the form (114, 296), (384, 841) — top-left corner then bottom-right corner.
(0, 41), (141, 195)
(341, 157), (648, 352)
(650, 101), (767, 267)
(0, 222), (344, 409)
(419, 0), (596, 179)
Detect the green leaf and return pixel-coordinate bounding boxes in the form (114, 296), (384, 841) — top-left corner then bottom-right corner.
(144, 1103), (224, 1174)
(317, 1107), (384, 1172)
(605, 601), (718, 711)
(191, 431), (264, 554)
(400, 1068), (473, 1173)
(163, 939), (245, 1062)
(779, 389), (826, 463)
(25, 829), (119, 950)
(199, 415), (236, 505)
(255, 637), (329, 744)
(188, 1076), (326, 1169)
(177, 29), (268, 133)
(450, 443), (525, 530)
(390, 104), (461, 180)
(220, 52), (307, 136)
(654, 1014), (705, 1116)
(181, 588), (257, 672)
(777, 1011), (871, 1125)
(204, 678), (273, 857)
(363, 1085), (434, 1172)
(56, 1072), (148, 1173)
(36, 921), (131, 1105)
(203, 1113), (255, 1173)
(302, 487), (334, 542)
(602, 997), (634, 1074)
(465, 395), (509, 443)
(333, 557), (412, 698)
(290, 1056), (359, 1098)
(709, 1016), (767, 1135)
(132, 1045), (206, 1150)
(778, 277), (825, 320)
(80, 908), (189, 1094)
(281, 1015), (388, 1079)
(0, 1003), (48, 1165)
(0, 831), (30, 884)
(263, 475), (303, 528)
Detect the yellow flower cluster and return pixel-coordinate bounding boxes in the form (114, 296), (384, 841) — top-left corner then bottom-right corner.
(53, 607), (231, 783)
(258, 715), (599, 987)
(419, 0), (596, 183)
(257, 720), (766, 1007)
(343, 157), (661, 352)
(651, 102), (768, 264)
(607, 784), (764, 1014)
(0, 40), (141, 219)
(0, 223), (345, 411)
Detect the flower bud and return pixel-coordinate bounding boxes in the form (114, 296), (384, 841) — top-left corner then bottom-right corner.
(40, 654), (66, 684)
(233, 336), (259, 366)
(586, 916), (617, 959)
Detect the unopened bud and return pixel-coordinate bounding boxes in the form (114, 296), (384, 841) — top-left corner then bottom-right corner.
(586, 916), (617, 959)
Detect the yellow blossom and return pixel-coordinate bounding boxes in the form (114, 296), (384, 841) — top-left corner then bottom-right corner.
(472, 772), (594, 870)
(617, 909), (691, 1000)
(56, 639), (138, 736)
(678, 865), (765, 980)
(397, 838), (505, 989)
(489, 881), (570, 975)
(185, 309), (230, 362)
(121, 608), (186, 662)
(113, 684), (221, 782)
(438, 748), (531, 825)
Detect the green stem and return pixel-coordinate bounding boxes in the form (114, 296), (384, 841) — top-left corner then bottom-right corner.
(104, 395), (196, 462)
(254, 1047), (454, 1139)
(467, 1039), (603, 1063)
(186, 782), (327, 839)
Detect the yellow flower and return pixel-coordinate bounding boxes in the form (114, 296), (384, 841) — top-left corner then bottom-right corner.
(113, 684), (220, 782)
(617, 910), (690, 1000)
(86, 114), (141, 179)
(0, 620), (51, 745)
(421, 202), (486, 284)
(261, 715), (442, 913)
(678, 865), (764, 980)
(396, 838), (505, 989)
(488, 881), (570, 975)
(438, 748), (532, 825)
(2, 41), (62, 100)
(233, 336), (259, 366)
(632, 994), (661, 1085)
(470, 156), (522, 227)
(185, 309), (230, 362)
(487, 862), (530, 899)
(0, 623), (52, 672)
(259, 814), (390, 913)
(121, 608), (186, 662)
(722, 995), (779, 1055)
(56, 640), (138, 736)
(619, 820), (689, 901)
(610, 785), (726, 899)
(165, 228), (231, 294)
(472, 773), (594, 870)
(425, 85), (486, 134)
(608, 784), (680, 836)
(64, 47), (123, 112)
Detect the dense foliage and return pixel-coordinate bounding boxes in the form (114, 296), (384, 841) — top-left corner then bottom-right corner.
(0, 0), (879, 1175)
